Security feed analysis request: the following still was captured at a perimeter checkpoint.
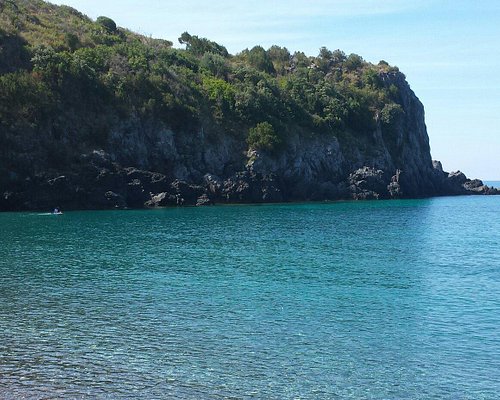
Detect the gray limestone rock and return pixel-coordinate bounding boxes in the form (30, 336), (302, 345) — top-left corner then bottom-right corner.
(348, 167), (388, 199)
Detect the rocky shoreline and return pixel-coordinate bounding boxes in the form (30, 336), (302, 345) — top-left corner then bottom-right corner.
(1, 148), (496, 212)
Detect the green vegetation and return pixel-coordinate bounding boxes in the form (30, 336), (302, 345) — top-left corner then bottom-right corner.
(96, 16), (117, 34)
(0, 0), (407, 153)
(247, 122), (281, 152)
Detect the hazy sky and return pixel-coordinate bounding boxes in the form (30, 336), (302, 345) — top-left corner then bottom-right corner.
(51, 0), (500, 179)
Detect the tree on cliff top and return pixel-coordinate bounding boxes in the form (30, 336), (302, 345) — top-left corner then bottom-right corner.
(96, 16), (117, 33)
(178, 32), (228, 58)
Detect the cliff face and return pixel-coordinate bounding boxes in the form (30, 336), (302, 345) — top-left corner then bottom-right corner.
(246, 71), (433, 200)
(0, 1), (496, 211)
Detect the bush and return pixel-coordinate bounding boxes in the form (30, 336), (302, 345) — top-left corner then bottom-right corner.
(202, 75), (235, 119)
(65, 33), (80, 51)
(247, 122), (281, 151)
(344, 53), (363, 71)
(96, 16), (117, 33)
(241, 46), (276, 75)
(0, 71), (54, 126)
(380, 103), (404, 126)
(267, 45), (290, 75)
(200, 52), (228, 78)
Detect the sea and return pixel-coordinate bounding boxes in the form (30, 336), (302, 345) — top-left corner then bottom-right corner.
(1, 195), (499, 399)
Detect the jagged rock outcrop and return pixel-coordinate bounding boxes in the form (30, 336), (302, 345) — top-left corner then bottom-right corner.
(430, 163), (498, 196)
(348, 167), (387, 200)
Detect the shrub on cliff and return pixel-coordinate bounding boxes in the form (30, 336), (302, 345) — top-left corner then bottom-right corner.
(200, 52), (228, 78)
(247, 122), (281, 152)
(380, 103), (404, 126)
(239, 46), (276, 75)
(96, 16), (117, 33)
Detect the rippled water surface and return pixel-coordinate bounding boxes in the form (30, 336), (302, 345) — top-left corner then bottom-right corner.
(1, 197), (499, 399)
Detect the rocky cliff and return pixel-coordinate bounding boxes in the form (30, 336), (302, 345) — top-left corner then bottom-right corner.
(1, 70), (495, 211)
(0, 0), (496, 211)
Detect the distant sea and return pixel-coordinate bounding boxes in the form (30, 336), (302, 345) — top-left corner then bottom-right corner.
(1, 196), (499, 399)
(484, 180), (500, 188)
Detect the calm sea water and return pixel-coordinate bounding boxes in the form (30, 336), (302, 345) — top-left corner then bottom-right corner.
(1, 196), (499, 399)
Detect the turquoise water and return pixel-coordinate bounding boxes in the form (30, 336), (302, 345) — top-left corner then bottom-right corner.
(1, 196), (499, 399)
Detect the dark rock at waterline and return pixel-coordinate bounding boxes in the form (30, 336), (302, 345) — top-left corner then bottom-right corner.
(387, 181), (403, 198)
(348, 167), (387, 200)
(262, 183), (283, 203)
(463, 179), (499, 195)
(219, 171), (283, 203)
(430, 162), (499, 196)
(145, 192), (177, 207)
(170, 180), (205, 205)
(196, 194), (213, 206)
(1, 155), (496, 211)
(104, 191), (126, 208)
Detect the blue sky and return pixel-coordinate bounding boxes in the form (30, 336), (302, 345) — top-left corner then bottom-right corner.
(52, 0), (500, 179)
